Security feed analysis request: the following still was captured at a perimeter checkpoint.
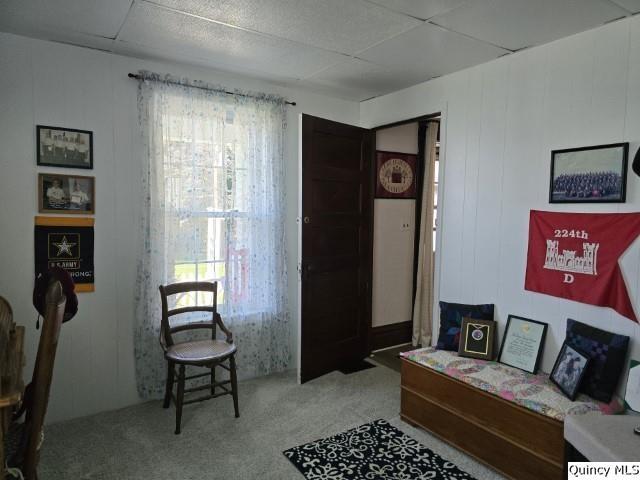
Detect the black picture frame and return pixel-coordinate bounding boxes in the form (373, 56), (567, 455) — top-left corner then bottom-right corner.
(38, 173), (95, 215)
(497, 315), (548, 374)
(458, 318), (497, 361)
(36, 125), (93, 169)
(550, 341), (590, 400)
(549, 142), (628, 203)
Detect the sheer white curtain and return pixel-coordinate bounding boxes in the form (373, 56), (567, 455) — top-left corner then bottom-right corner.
(412, 121), (439, 347)
(134, 73), (290, 398)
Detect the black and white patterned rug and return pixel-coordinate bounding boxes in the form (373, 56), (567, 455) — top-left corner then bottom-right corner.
(283, 419), (477, 480)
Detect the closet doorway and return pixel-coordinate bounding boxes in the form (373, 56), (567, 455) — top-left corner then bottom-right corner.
(370, 115), (441, 363)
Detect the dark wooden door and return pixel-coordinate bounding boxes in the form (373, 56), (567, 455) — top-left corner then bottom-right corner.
(301, 114), (374, 383)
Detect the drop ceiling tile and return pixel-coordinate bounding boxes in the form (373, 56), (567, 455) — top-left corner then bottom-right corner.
(294, 78), (378, 102)
(148, 0), (422, 55)
(116, 2), (346, 79)
(609, 0), (640, 13)
(364, 0), (469, 20)
(305, 57), (425, 98)
(358, 23), (508, 80)
(0, 0), (132, 39)
(430, 0), (629, 51)
(115, 40), (304, 88)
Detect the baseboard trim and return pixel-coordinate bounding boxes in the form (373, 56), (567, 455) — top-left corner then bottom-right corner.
(371, 320), (412, 351)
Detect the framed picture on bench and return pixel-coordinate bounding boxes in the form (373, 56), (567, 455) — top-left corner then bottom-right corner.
(458, 318), (496, 360)
(550, 341), (590, 400)
(498, 315), (548, 374)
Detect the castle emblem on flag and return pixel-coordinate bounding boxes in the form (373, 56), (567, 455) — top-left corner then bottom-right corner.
(544, 240), (599, 276)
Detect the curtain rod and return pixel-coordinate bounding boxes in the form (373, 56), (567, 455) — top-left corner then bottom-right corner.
(127, 73), (297, 106)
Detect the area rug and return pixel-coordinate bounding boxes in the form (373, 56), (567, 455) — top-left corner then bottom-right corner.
(283, 419), (477, 479)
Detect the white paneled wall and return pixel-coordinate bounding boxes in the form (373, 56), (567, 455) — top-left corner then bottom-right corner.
(0, 32), (360, 423)
(361, 16), (640, 385)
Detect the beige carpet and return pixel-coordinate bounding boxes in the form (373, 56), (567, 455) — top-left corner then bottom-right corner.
(39, 362), (505, 479)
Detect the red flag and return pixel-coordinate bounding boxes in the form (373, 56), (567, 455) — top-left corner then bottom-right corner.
(525, 210), (640, 322)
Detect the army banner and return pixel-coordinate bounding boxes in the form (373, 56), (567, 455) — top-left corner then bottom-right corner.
(525, 210), (640, 322)
(34, 216), (94, 292)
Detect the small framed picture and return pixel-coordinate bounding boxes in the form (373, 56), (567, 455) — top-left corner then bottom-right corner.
(550, 342), (590, 400)
(38, 173), (95, 214)
(375, 151), (417, 199)
(458, 318), (497, 360)
(37, 125), (93, 169)
(498, 315), (548, 374)
(549, 142), (628, 203)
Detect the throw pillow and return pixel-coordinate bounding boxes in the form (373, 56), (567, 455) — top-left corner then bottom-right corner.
(436, 302), (494, 351)
(565, 318), (630, 403)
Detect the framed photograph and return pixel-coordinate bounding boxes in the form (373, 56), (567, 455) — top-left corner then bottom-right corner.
(624, 360), (640, 413)
(37, 125), (93, 169)
(38, 173), (95, 214)
(550, 342), (590, 400)
(458, 318), (497, 360)
(549, 142), (628, 203)
(375, 151), (417, 199)
(498, 315), (548, 374)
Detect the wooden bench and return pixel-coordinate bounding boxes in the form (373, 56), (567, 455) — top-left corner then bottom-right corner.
(401, 357), (564, 480)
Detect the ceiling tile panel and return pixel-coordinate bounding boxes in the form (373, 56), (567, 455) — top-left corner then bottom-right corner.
(364, 0), (469, 20)
(148, 0), (422, 55)
(0, 0), (132, 39)
(303, 57), (426, 100)
(358, 23), (508, 80)
(430, 0), (629, 51)
(116, 2), (345, 79)
(609, 0), (640, 13)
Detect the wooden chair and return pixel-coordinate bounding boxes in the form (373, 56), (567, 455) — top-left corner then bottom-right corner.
(7, 280), (66, 480)
(159, 281), (239, 434)
(1, 296), (25, 479)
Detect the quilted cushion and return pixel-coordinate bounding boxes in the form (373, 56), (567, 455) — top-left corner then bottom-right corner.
(436, 302), (494, 351)
(565, 319), (630, 403)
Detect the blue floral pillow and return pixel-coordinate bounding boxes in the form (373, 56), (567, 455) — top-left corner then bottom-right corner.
(566, 319), (630, 403)
(436, 302), (495, 351)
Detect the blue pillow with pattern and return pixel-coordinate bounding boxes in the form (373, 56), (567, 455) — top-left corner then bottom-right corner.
(436, 302), (494, 351)
(566, 319), (630, 403)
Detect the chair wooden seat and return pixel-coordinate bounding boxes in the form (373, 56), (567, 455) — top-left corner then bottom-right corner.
(165, 339), (236, 365)
(159, 281), (239, 434)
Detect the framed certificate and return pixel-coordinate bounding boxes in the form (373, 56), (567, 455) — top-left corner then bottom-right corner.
(498, 315), (548, 374)
(458, 318), (496, 360)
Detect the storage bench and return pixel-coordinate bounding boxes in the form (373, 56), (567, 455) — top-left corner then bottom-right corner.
(400, 348), (620, 480)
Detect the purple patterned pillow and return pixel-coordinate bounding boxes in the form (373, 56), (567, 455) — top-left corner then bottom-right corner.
(565, 319), (630, 403)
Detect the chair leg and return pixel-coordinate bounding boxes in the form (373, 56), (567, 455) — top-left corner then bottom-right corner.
(175, 365), (185, 434)
(210, 365), (216, 396)
(229, 354), (239, 418)
(163, 361), (174, 409)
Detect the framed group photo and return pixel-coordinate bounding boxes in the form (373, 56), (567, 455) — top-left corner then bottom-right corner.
(38, 173), (95, 214)
(549, 142), (628, 203)
(550, 342), (590, 400)
(498, 315), (548, 374)
(37, 125), (93, 169)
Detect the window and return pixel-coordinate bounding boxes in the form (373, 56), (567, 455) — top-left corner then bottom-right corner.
(163, 112), (252, 309)
(146, 89), (286, 317)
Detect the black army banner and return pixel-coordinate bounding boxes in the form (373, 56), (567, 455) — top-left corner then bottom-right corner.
(34, 216), (94, 292)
